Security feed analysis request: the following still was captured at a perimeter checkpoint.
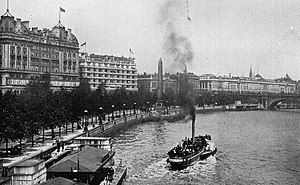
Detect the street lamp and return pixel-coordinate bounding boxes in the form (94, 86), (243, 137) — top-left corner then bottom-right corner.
(166, 101), (169, 114)
(84, 110), (88, 133)
(134, 102), (136, 114)
(111, 105), (115, 120)
(123, 104), (126, 117)
(147, 101), (149, 112)
(99, 107), (103, 124)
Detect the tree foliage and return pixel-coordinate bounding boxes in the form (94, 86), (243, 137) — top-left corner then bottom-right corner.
(0, 74), (239, 151)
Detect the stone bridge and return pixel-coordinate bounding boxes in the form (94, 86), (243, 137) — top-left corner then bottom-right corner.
(230, 94), (300, 109)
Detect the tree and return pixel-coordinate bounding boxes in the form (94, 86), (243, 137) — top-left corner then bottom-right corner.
(69, 78), (92, 129)
(0, 91), (18, 155)
(23, 73), (52, 142)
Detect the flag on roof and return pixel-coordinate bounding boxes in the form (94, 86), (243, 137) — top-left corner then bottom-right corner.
(129, 48), (134, 54)
(81, 42), (86, 46)
(60, 7), (65, 13)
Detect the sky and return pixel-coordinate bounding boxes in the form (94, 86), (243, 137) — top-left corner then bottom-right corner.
(2, 0), (300, 80)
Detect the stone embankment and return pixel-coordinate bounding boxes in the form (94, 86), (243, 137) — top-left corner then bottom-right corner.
(2, 110), (186, 178)
(88, 111), (185, 137)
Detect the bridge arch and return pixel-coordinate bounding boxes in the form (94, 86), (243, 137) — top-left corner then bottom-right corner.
(268, 97), (300, 109)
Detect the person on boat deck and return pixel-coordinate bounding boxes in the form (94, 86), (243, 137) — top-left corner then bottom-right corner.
(206, 140), (215, 151)
(182, 138), (188, 149)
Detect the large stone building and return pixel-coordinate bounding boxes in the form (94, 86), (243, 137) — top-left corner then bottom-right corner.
(0, 9), (80, 93)
(199, 73), (296, 94)
(137, 72), (198, 95)
(79, 53), (138, 91)
(137, 73), (157, 92)
(138, 72), (297, 95)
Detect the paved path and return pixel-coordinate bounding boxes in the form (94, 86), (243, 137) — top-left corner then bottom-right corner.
(0, 108), (179, 167)
(0, 113), (140, 167)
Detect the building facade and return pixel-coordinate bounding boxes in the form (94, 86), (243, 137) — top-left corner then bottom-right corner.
(137, 73), (158, 93)
(79, 53), (138, 91)
(138, 72), (297, 95)
(137, 72), (198, 95)
(199, 74), (296, 94)
(0, 10), (80, 93)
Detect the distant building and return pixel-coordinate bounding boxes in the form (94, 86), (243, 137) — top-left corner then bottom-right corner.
(137, 73), (158, 92)
(163, 75), (180, 94)
(296, 81), (300, 94)
(178, 72), (200, 95)
(199, 74), (296, 94)
(79, 53), (138, 91)
(139, 71), (297, 95)
(0, 9), (80, 93)
(137, 72), (198, 95)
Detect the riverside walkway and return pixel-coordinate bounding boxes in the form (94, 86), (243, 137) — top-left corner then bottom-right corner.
(0, 108), (184, 172)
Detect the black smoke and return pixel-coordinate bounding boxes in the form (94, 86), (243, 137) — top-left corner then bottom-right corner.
(158, 0), (194, 73)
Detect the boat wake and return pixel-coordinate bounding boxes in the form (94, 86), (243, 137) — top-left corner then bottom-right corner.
(130, 158), (170, 181)
(169, 155), (217, 182)
(183, 155), (217, 171)
(128, 156), (217, 185)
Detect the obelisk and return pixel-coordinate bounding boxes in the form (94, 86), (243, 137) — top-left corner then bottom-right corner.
(156, 58), (163, 109)
(157, 58), (163, 100)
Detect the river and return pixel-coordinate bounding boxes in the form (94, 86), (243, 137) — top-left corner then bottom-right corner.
(111, 111), (300, 185)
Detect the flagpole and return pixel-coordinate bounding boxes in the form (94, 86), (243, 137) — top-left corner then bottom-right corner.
(59, 7), (60, 23)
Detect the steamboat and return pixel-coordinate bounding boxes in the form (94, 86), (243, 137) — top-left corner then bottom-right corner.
(167, 106), (217, 170)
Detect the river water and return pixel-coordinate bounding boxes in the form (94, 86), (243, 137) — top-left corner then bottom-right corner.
(111, 111), (300, 185)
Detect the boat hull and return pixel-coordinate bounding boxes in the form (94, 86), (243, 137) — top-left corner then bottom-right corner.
(167, 148), (217, 170)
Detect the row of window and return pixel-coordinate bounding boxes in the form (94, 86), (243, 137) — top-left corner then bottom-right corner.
(9, 50), (77, 61)
(89, 79), (136, 84)
(85, 68), (136, 74)
(7, 78), (78, 87)
(85, 62), (135, 70)
(201, 82), (295, 93)
(91, 84), (136, 89)
(32, 46), (77, 55)
(85, 73), (137, 79)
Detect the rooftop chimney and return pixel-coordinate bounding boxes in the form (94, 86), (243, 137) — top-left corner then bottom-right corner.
(21, 21), (29, 30)
(67, 29), (72, 41)
(32, 27), (38, 34)
(16, 18), (21, 32)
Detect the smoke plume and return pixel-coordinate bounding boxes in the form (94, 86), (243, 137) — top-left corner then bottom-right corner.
(158, 0), (194, 73)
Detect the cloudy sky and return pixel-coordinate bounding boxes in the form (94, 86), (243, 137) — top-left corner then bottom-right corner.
(2, 0), (300, 79)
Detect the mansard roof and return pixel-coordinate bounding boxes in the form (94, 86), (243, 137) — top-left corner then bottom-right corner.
(0, 11), (79, 46)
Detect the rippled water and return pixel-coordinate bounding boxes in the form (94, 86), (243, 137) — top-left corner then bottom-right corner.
(111, 111), (300, 185)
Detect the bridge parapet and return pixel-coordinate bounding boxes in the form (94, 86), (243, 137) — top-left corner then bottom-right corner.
(225, 93), (300, 109)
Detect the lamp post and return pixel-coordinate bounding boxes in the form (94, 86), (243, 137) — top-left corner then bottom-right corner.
(147, 101), (149, 112)
(84, 110), (88, 133)
(166, 101), (169, 114)
(133, 102), (136, 114)
(99, 107), (103, 125)
(123, 104), (126, 117)
(111, 105), (115, 120)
